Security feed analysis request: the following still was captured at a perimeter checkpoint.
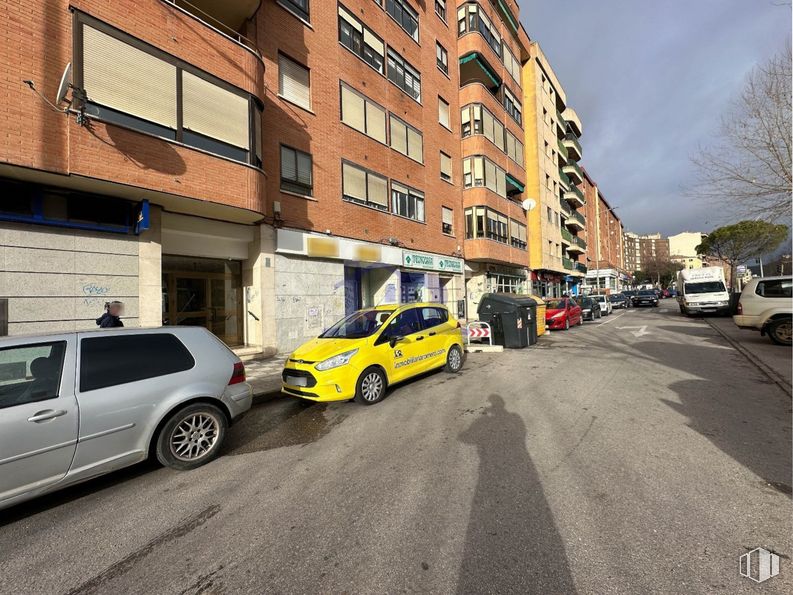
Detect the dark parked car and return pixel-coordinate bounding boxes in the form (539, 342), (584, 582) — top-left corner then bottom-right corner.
(609, 293), (628, 309)
(578, 296), (602, 321)
(635, 290), (660, 307)
(621, 290), (637, 307)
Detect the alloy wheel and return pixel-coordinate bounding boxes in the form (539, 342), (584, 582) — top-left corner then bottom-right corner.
(170, 412), (221, 462)
(361, 371), (384, 402)
(448, 347), (462, 371)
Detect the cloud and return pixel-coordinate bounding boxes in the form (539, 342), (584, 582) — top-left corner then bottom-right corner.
(518, 0), (791, 235)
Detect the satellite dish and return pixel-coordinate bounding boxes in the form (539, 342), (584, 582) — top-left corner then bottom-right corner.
(55, 62), (72, 105)
(522, 198), (537, 211)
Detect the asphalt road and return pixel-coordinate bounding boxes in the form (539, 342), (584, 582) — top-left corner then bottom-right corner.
(1, 301), (791, 594)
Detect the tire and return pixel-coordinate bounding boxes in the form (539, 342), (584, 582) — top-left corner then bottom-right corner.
(596, 311), (601, 320)
(155, 402), (227, 471)
(354, 366), (387, 405)
(767, 318), (792, 346)
(578, 316), (583, 326)
(564, 318), (570, 330)
(444, 345), (464, 373)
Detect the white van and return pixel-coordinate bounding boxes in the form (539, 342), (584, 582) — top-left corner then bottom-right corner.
(676, 268), (730, 315)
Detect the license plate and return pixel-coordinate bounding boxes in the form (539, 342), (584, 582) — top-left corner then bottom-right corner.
(286, 376), (307, 387)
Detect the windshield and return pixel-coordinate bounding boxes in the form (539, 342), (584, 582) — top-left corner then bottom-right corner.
(320, 309), (394, 339)
(685, 281), (726, 294)
(638, 290), (656, 296)
(545, 300), (567, 309)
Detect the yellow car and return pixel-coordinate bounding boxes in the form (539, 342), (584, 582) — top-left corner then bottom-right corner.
(281, 303), (464, 405)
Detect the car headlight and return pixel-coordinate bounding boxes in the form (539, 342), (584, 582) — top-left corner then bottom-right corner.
(315, 349), (358, 371)
(551, 312), (565, 319)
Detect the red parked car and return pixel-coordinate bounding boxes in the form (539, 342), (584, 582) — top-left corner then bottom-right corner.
(544, 298), (583, 330)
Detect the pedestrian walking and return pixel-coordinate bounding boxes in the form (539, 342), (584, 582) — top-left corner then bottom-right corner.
(96, 301), (124, 328)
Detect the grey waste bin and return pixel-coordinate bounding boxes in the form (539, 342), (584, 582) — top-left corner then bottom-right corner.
(476, 293), (538, 348)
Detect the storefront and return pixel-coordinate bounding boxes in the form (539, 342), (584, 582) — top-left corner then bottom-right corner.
(274, 229), (464, 352)
(466, 263), (530, 320)
(531, 271), (564, 298)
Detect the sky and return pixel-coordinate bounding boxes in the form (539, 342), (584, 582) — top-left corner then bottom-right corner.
(518, 0), (791, 236)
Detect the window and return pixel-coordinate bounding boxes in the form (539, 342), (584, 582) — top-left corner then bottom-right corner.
(80, 334), (194, 392)
(279, 53), (311, 111)
(386, 0), (419, 42)
(440, 152), (452, 182)
(756, 279), (793, 298)
(280, 146), (313, 196)
(391, 181), (425, 222)
(420, 307), (448, 329)
(547, 206), (552, 222)
(506, 130), (524, 164)
(436, 42), (448, 75)
(382, 308), (422, 339)
(457, 3), (501, 57)
(495, 274), (523, 293)
(340, 83), (387, 143)
(463, 156), (506, 197)
(0, 342), (66, 409)
(278, 0), (309, 21)
(464, 206), (507, 244)
(389, 115), (423, 162)
(503, 87), (521, 124)
(502, 45), (521, 86)
(387, 49), (421, 102)
(461, 104), (507, 153)
(442, 206), (454, 234)
(342, 161), (389, 211)
(438, 97), (450, 129)
(78, 19), (259, 166)
(510, 219), (527, 249)
(435, 0), (447, 21)
(338, 5), (385, 74)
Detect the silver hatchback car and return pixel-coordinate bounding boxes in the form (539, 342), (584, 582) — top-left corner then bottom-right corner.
(0, 327), (252, 511)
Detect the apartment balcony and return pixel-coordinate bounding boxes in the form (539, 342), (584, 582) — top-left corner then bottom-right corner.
(557, 139), (568, 163)
(555, 109), (566, 138)
(575, 262), (588, 274)
(562, 133), (582, 162)
(562, 161), (584, 185)
(563, 184), (586, 207)
(565, 209), (585, 230)
(562, 256), (574, 270)
(563, 107), (583, 137)
(561, 227), (573, 245)
(567, 235), (586, 254)
(460, 52), (502, 96)
(559, 198), (572, 218)
(162, 0), (261, 53)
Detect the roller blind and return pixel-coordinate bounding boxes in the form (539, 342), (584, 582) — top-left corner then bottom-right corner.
(510, 219), (519, 237)
(368, 173), (388, 206)
(440, 152), (452, 179)
(280, 146), (296, 180)
(473, 157), (484, 182)
(461, 106), (471, 124)
(438, 98), (450, 128)
(485, 160), (497, 193)
(493, 120), (505, 151)
(363, 29), (384, 56)
(343, 162), (366, 201)
(338, 6), (362, 31)
(341, 85), (365, 132)
(297, 151), (312, 186)
(279, 54), (310, 110)
(407, 127), (423, 162)
(390, 118), (407, 154)
(483, 110), (494, 142)
(496, 168), (506, 197)
(83, 25), (177, 128)
(443, 207), (454, 225)
(182, 71), (249, 148)
(463, 158), (472, 175)
(366, 102), (386, 143)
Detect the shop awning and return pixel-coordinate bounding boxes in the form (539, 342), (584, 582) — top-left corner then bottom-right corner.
(506, 174), (525, 193)
(498, 0), (519, 34)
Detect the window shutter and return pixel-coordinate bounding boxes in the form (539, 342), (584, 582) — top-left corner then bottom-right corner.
(440, 152), (452, 179)
(483, 109), (494, 142)
(463, 158), (471, 175)
(485, 160), (497, 193)
(82, 25), (177, 128)
(438, 98), (450, 128)
(473, 157), (484, 182)
(496, 168), (506, 197)
(493, 120), (505, 151)
(341, 85), (365, 132)
(461, 106), (471, 125)
(296, 151), (312, 186)
(368, 173), (388, 207)
(390, 118), (407, 154)
(364, 29), (385, 57)
(279, 54), (310, 110)
(443, 207), (453, 225)
(280, 146), (296, 181)
(343, 162), (366, 200)
(182, 71), (249, 148)
(338, 6), (362, 31)
(366, 101), (387, 143)
(407, 127), (423, 162)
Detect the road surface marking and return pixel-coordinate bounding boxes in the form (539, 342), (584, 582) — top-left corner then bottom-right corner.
(618, 325), (650, 338)
(597, 311), (628, 326)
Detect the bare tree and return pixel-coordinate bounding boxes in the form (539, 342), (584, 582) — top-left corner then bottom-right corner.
(690, 42), (792, 221)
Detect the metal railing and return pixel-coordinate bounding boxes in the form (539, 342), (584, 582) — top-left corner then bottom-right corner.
(562, 257), (574, 270)
(564, 133), (583, 158)
(559, 199), (572, 217)
(565, 209), (586, 227)
(561, 227), (573, 243)
(575, 262), (588, 274)
(572, 235), (587, 250)
(161, 0), (261, 56)
(564, 185), (585, 204)
(563, 160), (584, 181)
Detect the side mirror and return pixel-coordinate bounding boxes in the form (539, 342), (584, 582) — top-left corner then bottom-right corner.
(389, 336), (403, 348)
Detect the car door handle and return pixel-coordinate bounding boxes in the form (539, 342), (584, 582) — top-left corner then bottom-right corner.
(28, 409), (67, 423)
(416, 336), (425, 341)
(428, 332), (437, 336)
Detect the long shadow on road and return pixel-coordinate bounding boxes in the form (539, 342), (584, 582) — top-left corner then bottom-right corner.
(457, 394), (577, 594)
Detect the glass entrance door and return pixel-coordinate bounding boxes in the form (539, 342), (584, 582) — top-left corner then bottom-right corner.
(162, 256), (243, 346)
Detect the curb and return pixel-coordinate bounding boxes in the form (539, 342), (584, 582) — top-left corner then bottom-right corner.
(704, 318), (792, 398)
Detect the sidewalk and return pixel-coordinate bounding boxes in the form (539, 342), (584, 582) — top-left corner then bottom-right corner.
(244, 355), (288, 397)
(705, 316), (792, 393)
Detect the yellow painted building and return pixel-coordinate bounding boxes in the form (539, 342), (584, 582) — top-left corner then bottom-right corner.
(521, 42), (586, 297)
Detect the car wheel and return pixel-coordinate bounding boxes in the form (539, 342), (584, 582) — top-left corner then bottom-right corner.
(156, 403), (227, 471)
(767, 318), (792, 346)
(444, 345), (464, 373)
(354, 366), (387, 405)
(578, 315), (583, 326)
